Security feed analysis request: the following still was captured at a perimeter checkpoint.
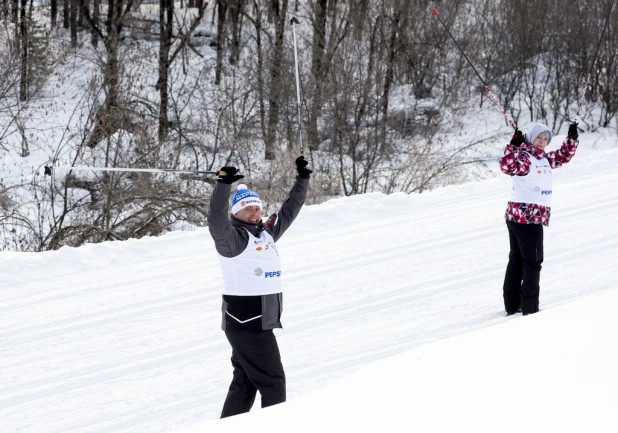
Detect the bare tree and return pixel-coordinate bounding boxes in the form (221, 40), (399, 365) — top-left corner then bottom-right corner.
(264, 0), (288, 160)
(91, 0), (99, 47)
(18, 0), (26, 101)
(307, 0), (350, 149)
(307, 0), (327, 147)
(51, 0), (57, 27)
(78, 0), (139, 148)
(157, 0), (175, 138)
(79, 0), (88, 28)
(595, 3), (618, 128)
(63, 0), (68, 28)
(228, 0), (243, 64)
(11, 0), (17, 23)
(156, 0), (207, 139)
(214, 0), (227, 85)
(0, 33), (21, 146)
(70, 0), (77, 47)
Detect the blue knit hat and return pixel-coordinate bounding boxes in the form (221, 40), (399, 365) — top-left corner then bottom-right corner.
(231, 184), (262, 215)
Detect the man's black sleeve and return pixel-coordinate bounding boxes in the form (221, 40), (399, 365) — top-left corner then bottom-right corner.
(264, 177), (309, 242)
(207, 182), (249, 258)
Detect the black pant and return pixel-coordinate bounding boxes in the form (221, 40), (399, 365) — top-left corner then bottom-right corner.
(503, 221), (544, 315)
(220, 330), (286, 418)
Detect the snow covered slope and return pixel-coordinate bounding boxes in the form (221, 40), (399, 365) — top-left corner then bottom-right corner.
(1, 145), (618, 433)
(176, 287), (618, 433)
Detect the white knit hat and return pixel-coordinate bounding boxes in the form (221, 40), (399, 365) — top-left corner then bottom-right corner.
(526, 123), (553, 145)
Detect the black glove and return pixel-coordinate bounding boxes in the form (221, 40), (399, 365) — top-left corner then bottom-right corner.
(568, 121), (579, 139)
(510, 129), (525, 147)
(295, 156), (312, 179)
(216, 166), (244, 184)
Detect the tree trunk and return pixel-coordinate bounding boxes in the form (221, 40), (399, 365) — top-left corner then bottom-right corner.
(79, 0), (87, 28)
(70, 0), (77, 47)
(63, 0), (69, 28)
(51, 0), (57, 27)
(106, 45), (120, 114)
(264, 0), (288, 160)
(252, 1), (267, 142)
(381, 12), (399, 136)
(11, 0), (18, 22)
(228, 0), (243, 65)
(78, 0), (137, 148)
(266, 0), (276, 24)
(19, 0), (27, 101)
(350, 0), (368, 40)
(87, 41), (120, 148)
(157, 0), (173, 139)
(92, 0), (99, 47)
(157, 0), (206, 139)
(307, 0), (349, 150)
(107, 0), (115, 34)
(214, 0), (227, 85)
(87, 9), (121, 148)
(307, 0), (327, 148)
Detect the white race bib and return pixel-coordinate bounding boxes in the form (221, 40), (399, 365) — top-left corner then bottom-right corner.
(510, 156), (553, 206)
(218, 230), (283, 296)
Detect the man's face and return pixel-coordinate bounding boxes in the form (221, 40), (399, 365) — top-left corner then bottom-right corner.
(235, 205), (262, 224)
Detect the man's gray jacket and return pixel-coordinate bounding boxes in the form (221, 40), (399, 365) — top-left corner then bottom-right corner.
(208, 177), (309, 331)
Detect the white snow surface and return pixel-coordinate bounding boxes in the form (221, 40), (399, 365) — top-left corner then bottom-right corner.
(2, 143), (618, 433)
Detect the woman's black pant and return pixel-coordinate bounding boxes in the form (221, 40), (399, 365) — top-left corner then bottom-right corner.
(503, 221), (544, 315)
(220, 329), (286, 418)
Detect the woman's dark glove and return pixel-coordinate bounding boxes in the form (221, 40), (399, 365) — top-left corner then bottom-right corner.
(295, 156), (312, 179)
(216, 166), (244, 184)
(568, 121), (579, 139)
(510, 129), (525, 147)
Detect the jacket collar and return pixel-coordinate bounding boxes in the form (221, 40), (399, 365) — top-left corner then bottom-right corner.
(230, 214), (264, 237)
(521, 142), (545, 159)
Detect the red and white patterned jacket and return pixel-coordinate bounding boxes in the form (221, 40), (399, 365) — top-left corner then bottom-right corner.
(500, 138), (578, 226)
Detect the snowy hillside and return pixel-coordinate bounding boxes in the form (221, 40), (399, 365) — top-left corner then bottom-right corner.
(2, 142), (618, 433)
(177, 288), (618, 433)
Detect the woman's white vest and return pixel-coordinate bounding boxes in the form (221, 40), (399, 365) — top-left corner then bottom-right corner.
(511, 154), (553, 206)
(217, 229), (283, 296)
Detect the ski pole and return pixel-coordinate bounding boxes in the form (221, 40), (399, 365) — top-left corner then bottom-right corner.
(431, 9), (518, 131)
(44, 166), (223, 176)
(290, 17), (304, 155)
(575, 0), (617, 118)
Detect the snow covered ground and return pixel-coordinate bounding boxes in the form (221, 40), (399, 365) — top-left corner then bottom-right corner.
(2, 137), (618, 433)
(178, 288), (618, 433)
